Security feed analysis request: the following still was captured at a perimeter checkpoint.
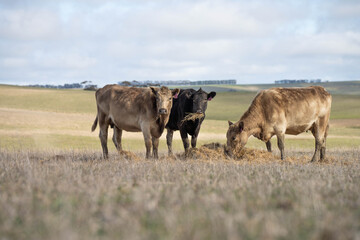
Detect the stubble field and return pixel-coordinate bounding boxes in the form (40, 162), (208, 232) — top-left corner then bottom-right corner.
(0, 83), (360, 239)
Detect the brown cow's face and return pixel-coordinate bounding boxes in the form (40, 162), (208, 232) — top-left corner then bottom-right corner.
(226, 121), (248, 156)
(151, 87), (180, 115)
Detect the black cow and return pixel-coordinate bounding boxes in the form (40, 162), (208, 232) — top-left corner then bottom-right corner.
(166, 88), (216, 155)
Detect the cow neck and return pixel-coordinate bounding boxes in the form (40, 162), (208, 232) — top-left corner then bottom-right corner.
(158, 114), (167, 128)
(152, 114), (168, 137)
(240, 104), (262, 136)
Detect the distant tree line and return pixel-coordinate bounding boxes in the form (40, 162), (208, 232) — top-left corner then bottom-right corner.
(118, 79), (237, 87)
(27, 83), (83, 89)
(275, 79), (322, 84)
(27, 81), (98, 90)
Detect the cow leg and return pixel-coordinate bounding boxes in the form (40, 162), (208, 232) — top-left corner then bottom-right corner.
(266, 140), (272, 152)
(191, 135), (197, 148)
(142, 126), (152, 159)
(152, 136), (160, 159)
(166, 129), (174, 156)
(311, 138), (322, 163)
(112, 126), (123, 152)
(311, 118), (328, 162)
(320, 123), (329, 161)
(310, 121), (321, 162)
(180, 129), (190, 156)
(191, 128), (201, 149)
(191, 124), (201, 149)
(98, 113), (109, 159)
(277, 134), (285, 160)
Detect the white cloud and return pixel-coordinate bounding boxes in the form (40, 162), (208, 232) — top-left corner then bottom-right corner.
(33, 52), (98, 70)
(1, 57), (28, 67)
(282, 32), (360, 57)
(0, 9), (62, 40)
(0, 0), (359, 85)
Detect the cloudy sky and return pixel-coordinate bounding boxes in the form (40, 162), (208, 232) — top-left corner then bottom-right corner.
(0, 0), (359, 86)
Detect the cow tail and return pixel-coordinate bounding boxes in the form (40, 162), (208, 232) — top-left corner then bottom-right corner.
(91, 115), (98, 132)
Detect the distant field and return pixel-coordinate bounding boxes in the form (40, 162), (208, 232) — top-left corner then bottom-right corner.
(183, 80), (360, 95)
(0, 85), (96, 114)
(0, 84), (360, 152)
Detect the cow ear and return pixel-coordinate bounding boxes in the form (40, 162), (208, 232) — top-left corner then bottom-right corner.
(228, 120), (233, 126)
(239, 121), (244, 132)
(150, 87), (157, 95)
(172, 88), (180, 99)
(207, 91), (216, 101)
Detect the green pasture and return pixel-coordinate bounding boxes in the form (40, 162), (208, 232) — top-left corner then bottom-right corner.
(170, 80), (360, 95)
(2, 84), (359, 121)
(0, 84), (359, 152)
(0, 85), (96, 114)
(1, 132), (359, 154)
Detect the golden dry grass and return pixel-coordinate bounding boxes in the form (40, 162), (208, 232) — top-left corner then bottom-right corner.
(1, 148), (359, 240)
(180, 112), (205, 125)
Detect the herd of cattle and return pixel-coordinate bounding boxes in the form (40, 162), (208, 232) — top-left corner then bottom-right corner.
(92, 85), (332, 162)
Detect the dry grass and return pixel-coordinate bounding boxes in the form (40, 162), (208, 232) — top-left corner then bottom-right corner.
(180, 112), (205, 125)
(1, 148), (359, 240)
(177, 143), (275, 163)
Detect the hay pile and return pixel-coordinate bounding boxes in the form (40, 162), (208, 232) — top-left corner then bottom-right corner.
(118, 150), (140, 161)
(180, 112), (204, 125)
(184, 143), (225, 160)
(233, 147), (275, 162)
(179, 142), (276, 162)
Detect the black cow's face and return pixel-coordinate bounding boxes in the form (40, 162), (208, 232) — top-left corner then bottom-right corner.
(190, 88), (216, 114)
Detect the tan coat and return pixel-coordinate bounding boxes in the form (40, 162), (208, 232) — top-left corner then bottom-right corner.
(226, 86), (332, 161)
(92, 85), (179, 158)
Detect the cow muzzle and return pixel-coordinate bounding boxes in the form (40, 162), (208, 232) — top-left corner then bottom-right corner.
(158, 108), (168, 115)
(196, 110), (203, 114)
(224, 146), (233, 157)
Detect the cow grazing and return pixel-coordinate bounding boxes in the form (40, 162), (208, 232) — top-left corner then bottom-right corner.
(92, 85), (180, 159)
(166, 88), (216, 155)
(226, 86), (332, 162)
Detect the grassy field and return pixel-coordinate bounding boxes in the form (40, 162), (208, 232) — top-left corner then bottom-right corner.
(1, 149), (360, 239)
(184, 80), (360, 95)
(1, 84), (360, 152)
(0, 83), (360, 239)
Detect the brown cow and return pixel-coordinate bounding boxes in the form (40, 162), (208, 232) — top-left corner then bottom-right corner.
(226, 86), (332, 162)
(92, 84), (180, 159)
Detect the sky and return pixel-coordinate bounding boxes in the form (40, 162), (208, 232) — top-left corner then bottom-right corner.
(0, 0), (359, 86)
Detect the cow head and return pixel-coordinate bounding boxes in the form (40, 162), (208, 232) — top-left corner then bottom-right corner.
(187, 88), (216, 114)
(150, 86), (180, 115)
(225, 120), (248, 156)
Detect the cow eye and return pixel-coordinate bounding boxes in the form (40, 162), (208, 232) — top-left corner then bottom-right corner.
(232, 137), (236, 141)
